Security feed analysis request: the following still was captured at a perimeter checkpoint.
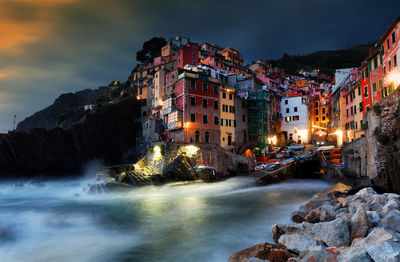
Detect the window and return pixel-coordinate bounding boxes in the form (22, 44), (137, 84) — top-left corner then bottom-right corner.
(389, 60), (392, 72)
(358, 86), (361, 96)
(229, 120), (232, 126)
(315, 109), (319, 115)
(346, 109), (349, 117)
(213, 85), (219, 94)
(172, 72), (175, 79)
(202, 115), (208, 124)
(322, 116), (326, 121)
(221, 118), (223, 126)
(214, 116), (218, 125)
(373, 83), (377, 92)
(202, 83), (208, 92)
(302, 98), (307, 103)
(242, 114), (246, 122)
(293, 115), (299, 121)
(191, 113), (196, 122)
(195, 131), (200, 143)
(379, 80), (383, 90)
(203, 99), (208, 108)
(316, 117), (319, 121)
(392, 32), (396, 43)
(191, 97), (196, 106)
(351, 107), (353, 115)
(190, 80), (196, 90)
(384, 66), (387, 75)
(214, 101), (218, 109)
(225, 119), (228, 126)
(286, 108), (289, 113)
(294, 107), (298, 112)
(315, 102), (319, 108)
(346, 97), (348, 105)
(359, 102), (363, 112)
(229, 106), (235, 113)
(364, 86), (368, 97)
(229, 93), (233, 100)
(222, 92), (226, 99)
(285, 100), (288, 105)
(387, 39), (390, 51)
(285, 116), (291, 122)
(374, 57), (378, 69)
(205, 132), (209, 143)
(242, 101), (245, 108)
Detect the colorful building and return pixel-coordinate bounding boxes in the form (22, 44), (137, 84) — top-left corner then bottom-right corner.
(220, 85), (236, 148)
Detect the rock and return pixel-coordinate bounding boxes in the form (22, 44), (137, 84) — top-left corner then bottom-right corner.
(311, 217), (350, 247)
(366, 211), (381, 227)
(271, 222), (313, 243)
(298, 249), (338, 262)
(301, 201), (324, 213)
(336, 207), (349, 214)
(363, 227), (399, 244)
(348, 199), (367, 214)
(370, 202), (384, 212)
(350, 206), (370, 242)
(337, 246), (372, 262)
(319, 204), (336, 222)
(228, 242), (296, 262)
(366, 241), (400, 262)
(335, 212), (352, 222)
(369, 195), (387, 206)
(382, 199), (400, 213)
(353, 187), (377, 201)
(278, 233), (325, 253)
(382, 210), (400, 232)
(304, 210), (320, 223)
(291, 211), (306, 223)
(383, 193), (400, 201)
(337, 197), (348, 208)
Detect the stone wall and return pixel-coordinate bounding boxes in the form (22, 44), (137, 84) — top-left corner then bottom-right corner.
(343, 87), (400, 193)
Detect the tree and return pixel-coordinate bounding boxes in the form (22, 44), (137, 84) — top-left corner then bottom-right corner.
(136, 37), (167, 64)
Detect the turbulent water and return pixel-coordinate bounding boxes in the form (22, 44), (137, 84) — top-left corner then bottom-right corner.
(0, 177), (331, 262)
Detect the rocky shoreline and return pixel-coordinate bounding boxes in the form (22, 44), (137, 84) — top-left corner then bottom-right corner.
(230, 184), (400, 262)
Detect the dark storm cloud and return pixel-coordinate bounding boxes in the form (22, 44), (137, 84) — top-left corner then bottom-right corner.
(0, 0), (399, 132)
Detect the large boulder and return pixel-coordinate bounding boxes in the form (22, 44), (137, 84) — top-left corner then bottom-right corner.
(337, 246), (372, 262)
(318, 204), (337, 222)
(382, 210), (400, 233)
(291, 211), (306, 223)
(311, 217), (350, 247)
(271, 222), (313, 243)
(362, 227), (400, 261)
(350, 206), (370, 242)
(278, 233), (325, 253)
(228, 242), (296, 262)
(298, 249), (338, 262)
(353, 187), (377, 201)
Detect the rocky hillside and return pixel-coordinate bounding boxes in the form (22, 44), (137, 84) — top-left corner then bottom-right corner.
(0, 98), (143, 177)
(267, 44), (373, 75)
(16, 86), (110, 132)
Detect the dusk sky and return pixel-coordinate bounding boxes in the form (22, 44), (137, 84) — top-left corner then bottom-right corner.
(0, 0), (399, 133)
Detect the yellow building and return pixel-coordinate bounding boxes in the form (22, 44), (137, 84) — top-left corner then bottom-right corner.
(220, 86), (236, 148)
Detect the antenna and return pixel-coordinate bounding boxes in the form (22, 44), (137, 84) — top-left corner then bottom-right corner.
(13, 115), (16, 131)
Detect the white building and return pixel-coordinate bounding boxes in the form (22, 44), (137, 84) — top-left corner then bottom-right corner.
(280, 96), (311, 144)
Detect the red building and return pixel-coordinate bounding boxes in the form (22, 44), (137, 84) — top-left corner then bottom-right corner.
(360, 60), (371, 114)
(377, 14), (400, 96)
(174, 42), (199, 69)
(163, 68), (221, 144)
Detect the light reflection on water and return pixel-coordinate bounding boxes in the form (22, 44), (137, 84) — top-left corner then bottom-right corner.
(0, 177), (331, 262)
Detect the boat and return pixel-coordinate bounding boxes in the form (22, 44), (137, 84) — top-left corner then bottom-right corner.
(196, 165), (217, 181)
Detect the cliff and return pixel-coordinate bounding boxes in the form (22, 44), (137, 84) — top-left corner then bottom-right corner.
(16, 86), (110, 132)
(0, 98), (143, 177)
(342, 87), (400, 193)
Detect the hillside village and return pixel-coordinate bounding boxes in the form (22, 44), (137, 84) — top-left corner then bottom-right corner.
(128, 14), (400, 157)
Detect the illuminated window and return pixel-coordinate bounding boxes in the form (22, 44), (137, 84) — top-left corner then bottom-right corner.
(285, 116), (291, 122)
(293, 116), (299, 121)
